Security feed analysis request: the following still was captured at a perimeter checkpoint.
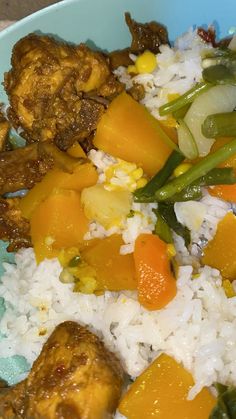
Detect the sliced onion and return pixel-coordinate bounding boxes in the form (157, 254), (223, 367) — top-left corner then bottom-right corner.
(184, 85), (236, 156)
(177, 119), (198, 160)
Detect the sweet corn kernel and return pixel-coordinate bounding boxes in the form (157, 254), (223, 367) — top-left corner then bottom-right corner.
(74, 276), (98, 294)
(127, 64), (138, 74)
(174, 163), (192, 177)
(168, 93), (180, 102)
(136, 177), (148, 189)
(167, 244), (176, 258)
(132, 167), (143, 180)
(160, 115), (178, 128)
(223, 279), (236, 298)
(135, 50), (157, 74)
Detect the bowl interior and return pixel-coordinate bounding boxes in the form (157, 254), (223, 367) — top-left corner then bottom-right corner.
(0, 0), (235, 103)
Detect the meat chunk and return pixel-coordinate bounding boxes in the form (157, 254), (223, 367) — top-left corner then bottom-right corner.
(0, 107), (10, 151)
(0, 143), (54, 195)
(0, 141), (81, 195)
(125, 12), (169, 53)
(0, 198), (31, 252)
(0, 321), (124, 419)
(4, 34), (124, 150)
(110, 13), (169, 69)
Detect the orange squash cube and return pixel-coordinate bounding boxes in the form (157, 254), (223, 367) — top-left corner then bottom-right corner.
(119, 354), (216, 419)
(20, 162), (98, 219)
(30, 189), (89, 262)
(93, 92), (176, 177)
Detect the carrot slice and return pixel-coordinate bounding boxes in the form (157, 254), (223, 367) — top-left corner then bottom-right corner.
(209, 184), (236, 203)
(134, 233), (177, 310)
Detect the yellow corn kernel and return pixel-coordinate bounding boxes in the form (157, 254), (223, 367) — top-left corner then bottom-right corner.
(135, 50), (157, 74)
(174, 163), (192, 177)
(74, 276), (98, 294)
(132, 167), (143, 180)
(168, 93), (180, 102)
(127, 64), (138, 74)
(223, 279), (236, 298)
(161, 115), (178, 128)
(136, 177), (148, 189)
(167, 244), (176, 258)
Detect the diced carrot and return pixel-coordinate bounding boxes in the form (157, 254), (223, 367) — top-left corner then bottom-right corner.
(209, 184), (236, 203)
(118, 354), (216, 419)
(134, 233), (177, 310)
(93, 92), (176, 176)
(81, 235), (137, 291)
(30, 189), (89, 263)
(20, 162), (98, 219)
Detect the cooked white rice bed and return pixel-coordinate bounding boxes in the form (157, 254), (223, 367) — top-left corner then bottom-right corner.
(1, 248), (236, 400)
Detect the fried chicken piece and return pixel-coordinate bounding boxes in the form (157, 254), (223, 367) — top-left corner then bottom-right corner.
(109, 12), (169, 69)
(0, 107), (10, 151)
(0, 141), (82, 195)
(0, 197), (31, 252)
(0, 143), (53, 195)
(0, 321), (124, 419)
(4, 34), (124, 150)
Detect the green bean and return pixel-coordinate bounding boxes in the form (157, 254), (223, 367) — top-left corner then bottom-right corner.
(202, 64), (236, 85)
(166, 168), (236, 202)
(195, 167), (236, 186)
(159, 82), (211, 116)
(154, 208), (173, 243)
(134, 150), (184, 202)
(202, 112), (236, 138)
(172, 103), (191, 120)
(157, 203), (191, 247)
(165, 184), (202, 202)
(154, 138), (236, 201)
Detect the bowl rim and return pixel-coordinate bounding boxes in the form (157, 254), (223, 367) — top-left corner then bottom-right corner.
(0, 0), (77, 39)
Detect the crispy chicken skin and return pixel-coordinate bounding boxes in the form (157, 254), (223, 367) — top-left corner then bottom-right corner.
(0, 321), (124, 419)
(4, 34), (124, 150)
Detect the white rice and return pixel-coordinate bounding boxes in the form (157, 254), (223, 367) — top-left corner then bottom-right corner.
(1, 249), (236, 402)
(115, 28), (211, 120)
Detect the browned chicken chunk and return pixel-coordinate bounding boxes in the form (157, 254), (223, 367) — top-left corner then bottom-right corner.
(0, 321), (123, 419)
(0, 108), (10, 151)
(0, 141), (83, 195)
(109, 12), (169, 69)
(0, 198), (31, 252)
(4, 34), (124, 150)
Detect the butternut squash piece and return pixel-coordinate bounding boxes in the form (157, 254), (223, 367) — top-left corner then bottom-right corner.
(20, 163), (98, 219)
(210, 137), (236, 169)
(118, 354), (216, 419)
(30, 189), (89, 263)
(93, 92), (176, 176)
(202, 212), (236, 279)
(81, 235), (137, 291)
(67, 142), (86, 158)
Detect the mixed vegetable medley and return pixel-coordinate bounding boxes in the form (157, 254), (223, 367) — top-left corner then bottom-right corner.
(2, 13), (236, 418)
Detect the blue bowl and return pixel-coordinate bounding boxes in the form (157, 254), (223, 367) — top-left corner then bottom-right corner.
(0, 0), (235, 103)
